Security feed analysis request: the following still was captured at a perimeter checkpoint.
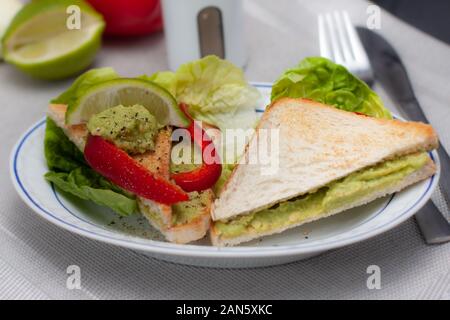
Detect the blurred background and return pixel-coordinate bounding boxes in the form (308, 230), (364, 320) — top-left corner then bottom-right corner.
(374, 0), (450, 44)
(1, 0), (448, 82)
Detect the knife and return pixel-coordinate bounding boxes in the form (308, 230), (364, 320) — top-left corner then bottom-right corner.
(356, 27), (450, 244)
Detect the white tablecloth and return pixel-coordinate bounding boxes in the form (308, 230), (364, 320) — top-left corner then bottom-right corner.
(0, 0), (449, 300)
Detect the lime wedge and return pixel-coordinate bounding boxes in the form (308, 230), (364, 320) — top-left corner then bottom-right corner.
(2, 0), (104, 80)
(0, 0), (23, 60)
(66, 78), (190, 128)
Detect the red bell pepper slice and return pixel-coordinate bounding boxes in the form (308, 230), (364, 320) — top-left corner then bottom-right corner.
(84, 135), (189, 205)
(171, 103), (222, 192)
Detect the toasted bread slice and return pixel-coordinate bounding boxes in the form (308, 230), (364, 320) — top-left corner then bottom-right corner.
(47, 104), (212, 244)
(212, 98), (438, 222)
(134, 128), (173, 228)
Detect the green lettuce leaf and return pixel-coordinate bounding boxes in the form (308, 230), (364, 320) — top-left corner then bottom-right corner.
(44, 118), (136, 216)
(45, 169), (137, 216)
(51, 67), (119, 105)
(139, 71), (177, 97)
(44, 117), (86, 172)
(271, 57), (392, 119)
(144, 55), (261, 131)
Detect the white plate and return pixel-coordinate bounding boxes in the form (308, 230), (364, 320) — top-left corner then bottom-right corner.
(10, 83), (439, 268)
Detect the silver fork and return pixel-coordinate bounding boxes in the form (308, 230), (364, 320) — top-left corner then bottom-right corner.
(318, 11), (373, 85)
(318, 11), (450, 244)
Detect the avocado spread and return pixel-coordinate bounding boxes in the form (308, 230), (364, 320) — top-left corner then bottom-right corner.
(87, 104), (160, 154)
(170, 154), (210, 225)
(215, 152), (430, 238)
(172, 191), (210, 225)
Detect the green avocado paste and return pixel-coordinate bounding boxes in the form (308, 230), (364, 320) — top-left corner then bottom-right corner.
(87, 104), (159, 154)
(172, 191), (211, 226)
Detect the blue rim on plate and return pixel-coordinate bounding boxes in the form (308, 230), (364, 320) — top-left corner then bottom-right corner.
(9, 83), (439, 258)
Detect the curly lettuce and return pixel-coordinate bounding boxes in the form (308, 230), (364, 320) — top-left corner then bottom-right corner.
(146, 55), (261, 131)
(271, 57), (391, 119)
(44, 118), (137, 216)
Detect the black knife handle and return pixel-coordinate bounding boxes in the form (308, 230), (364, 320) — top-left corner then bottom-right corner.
(400, 98), (450, 207)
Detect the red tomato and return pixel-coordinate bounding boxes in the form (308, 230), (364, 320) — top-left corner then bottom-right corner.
(87, 0), (163, 36)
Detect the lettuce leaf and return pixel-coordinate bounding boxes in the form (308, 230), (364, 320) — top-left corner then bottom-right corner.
(45, 169), (137, 216)
(271, 57), (392, 119)
(44, 117), (86, 172)
(139, 71), (177, 97)
(145, 55), (261, 131)
(44, 118), (137, 216)
(51, 67), (119, 105)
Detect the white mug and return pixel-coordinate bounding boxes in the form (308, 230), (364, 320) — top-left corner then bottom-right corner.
(161, 0), (247, 70)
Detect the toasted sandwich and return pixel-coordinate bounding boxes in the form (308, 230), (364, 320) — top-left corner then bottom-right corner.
(210, 98), (438, 246)
(48, 104), (213, 244)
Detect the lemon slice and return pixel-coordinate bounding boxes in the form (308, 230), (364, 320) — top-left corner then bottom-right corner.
(2, 0), (104, 79)
(66, 78), (190, 128)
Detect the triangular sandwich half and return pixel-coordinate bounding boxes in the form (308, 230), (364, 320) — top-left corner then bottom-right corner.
(210, 98), (438, 246)
(48, 104), (213, 244)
